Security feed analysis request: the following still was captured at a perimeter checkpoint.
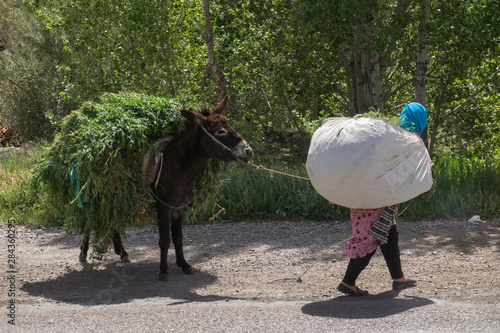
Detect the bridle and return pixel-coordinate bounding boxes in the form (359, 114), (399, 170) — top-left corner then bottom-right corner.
(199, 124), (249, 163)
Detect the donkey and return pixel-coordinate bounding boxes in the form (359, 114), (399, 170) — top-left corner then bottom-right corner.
(79, 96), (253, 281)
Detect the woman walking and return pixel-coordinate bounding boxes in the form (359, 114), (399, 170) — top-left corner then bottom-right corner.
(337, 102), (428, 296)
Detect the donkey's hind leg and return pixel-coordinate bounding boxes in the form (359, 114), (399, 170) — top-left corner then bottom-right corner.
(112, 230), (131, 263)
(79, 233), (90, 262)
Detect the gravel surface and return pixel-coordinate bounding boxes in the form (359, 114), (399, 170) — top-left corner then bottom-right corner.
(1, 218), (499, 332)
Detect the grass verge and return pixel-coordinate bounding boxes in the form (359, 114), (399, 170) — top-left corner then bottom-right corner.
(1, 149), (499, 225)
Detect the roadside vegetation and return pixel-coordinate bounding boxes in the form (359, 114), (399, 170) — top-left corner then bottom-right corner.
(1, 146), (498, 225)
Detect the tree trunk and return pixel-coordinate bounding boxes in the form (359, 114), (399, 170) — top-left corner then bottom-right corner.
(416, 0), (430, 147)
(0, 30), (6, 52)
(202, 0), (227, 107)
(347, 14), (384, 116)
(428, 84), (445, 158)
(349, 50), (384, 115)
(370, 51), (384, 113)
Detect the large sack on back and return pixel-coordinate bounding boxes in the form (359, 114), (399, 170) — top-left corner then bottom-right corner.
(306, 117), (433, 209)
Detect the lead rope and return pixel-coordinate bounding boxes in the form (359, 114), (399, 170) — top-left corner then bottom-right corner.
(246, 161), (310, 181)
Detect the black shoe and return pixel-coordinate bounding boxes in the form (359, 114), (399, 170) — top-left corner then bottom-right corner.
(337, 283), (369, 296)
(392, 279), (417, 290)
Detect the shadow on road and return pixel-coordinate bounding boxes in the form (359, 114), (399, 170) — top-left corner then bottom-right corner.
(301, 290), (434, 319)
(21, 260), (229, 306)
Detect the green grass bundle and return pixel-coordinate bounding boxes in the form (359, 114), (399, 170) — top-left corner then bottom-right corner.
(31, 93), (206, 256)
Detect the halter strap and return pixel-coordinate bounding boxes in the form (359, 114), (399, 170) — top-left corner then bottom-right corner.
(199, 124), (238, 157)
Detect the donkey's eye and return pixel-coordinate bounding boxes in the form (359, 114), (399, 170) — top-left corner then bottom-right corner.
(216, 128), (227, 136)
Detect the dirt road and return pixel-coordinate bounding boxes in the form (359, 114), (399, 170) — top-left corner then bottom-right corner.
(1, 219), (499, 332)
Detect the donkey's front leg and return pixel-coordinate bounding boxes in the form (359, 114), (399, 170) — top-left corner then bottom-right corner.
(171, 210), (194, 275)
(79, 233), (90, 262)
(157, 206), (171, 281)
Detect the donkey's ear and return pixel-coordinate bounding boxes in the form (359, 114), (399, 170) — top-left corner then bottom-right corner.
(181, 109), (205, 125)
(212, 95), (229, 115)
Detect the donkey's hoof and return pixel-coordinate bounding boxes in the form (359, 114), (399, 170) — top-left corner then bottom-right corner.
(183, 266), (195, 275)
(120, 255), (131, 263)
(79, 255), (87, 263)
(159, 273), (169, 282)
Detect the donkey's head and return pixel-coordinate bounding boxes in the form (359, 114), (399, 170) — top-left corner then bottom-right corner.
(180, 96), (253, 163)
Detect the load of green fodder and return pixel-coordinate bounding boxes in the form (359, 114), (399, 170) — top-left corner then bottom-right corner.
(31, 93), (223, 258)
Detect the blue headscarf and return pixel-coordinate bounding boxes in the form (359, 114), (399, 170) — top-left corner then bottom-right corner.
(397, 102), (427, 134)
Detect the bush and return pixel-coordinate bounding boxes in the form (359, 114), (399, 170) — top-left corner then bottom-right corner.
(0, 1), (70, 142)
(400, 159), (500, 220)
(0, 146), (43, 223)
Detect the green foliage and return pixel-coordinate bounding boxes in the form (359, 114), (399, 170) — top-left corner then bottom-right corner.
(213, 0), (344, 156)
(425, 0), (500, 158)
(0, 147), (44, 223)
(29, 93), (204, 255)
(27, 0), (214, 104)
(186, 159), (226, 222)
(0, 0), (70, 141)
(354, 111), (400, 125)
(400, 158), (500, 220)
(295, 0), (420, 113)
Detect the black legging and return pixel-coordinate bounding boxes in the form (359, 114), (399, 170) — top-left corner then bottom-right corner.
(342, 225), (404, 285)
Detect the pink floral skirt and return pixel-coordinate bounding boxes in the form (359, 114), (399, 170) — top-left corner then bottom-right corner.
(344, 208), (386, 259)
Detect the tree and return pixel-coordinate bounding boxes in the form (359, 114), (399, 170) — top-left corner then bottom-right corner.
(0, 0), (68, 141)
(298, 0), (416, 115)
(202, 0), (227, 105)
(425, 0), (500, 158)
(210, 0), (350, 157)
(0, 30), (6, 52)
(297, 0), (499, 159)
(19, 0), (500, 160)
(416, 0), (430, 146)
(28, 0), (214, 104)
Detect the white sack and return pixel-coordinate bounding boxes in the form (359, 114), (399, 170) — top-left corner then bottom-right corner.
(306, 117), (433, 209)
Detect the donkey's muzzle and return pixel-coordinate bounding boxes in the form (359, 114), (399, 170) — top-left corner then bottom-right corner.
(235, 140), (253, 162)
